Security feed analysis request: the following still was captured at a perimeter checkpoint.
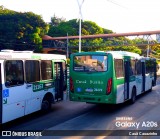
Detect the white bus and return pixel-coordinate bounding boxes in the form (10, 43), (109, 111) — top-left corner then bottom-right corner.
(0, 50), (67, 124)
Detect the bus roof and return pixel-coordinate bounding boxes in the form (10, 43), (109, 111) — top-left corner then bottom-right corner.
(106, 51), (141, 58)
(72, 51), (141, 59)
(0, 50), (66, 60)
(106, 51), (157, 61)
(72, 51), (156, 61)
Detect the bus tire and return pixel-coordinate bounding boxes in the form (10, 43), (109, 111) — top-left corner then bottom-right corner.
(41, 95), (52, 111)
(130, 87), (136, 104)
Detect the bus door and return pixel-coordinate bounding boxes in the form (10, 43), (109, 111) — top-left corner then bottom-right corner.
(124, 60), (130, 100)
(0, 63), (2, 124)
(142, 62), (145, 92)
(54, 61), (66, 101)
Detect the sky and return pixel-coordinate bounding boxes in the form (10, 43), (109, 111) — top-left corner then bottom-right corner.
(1, 0), (160, 33)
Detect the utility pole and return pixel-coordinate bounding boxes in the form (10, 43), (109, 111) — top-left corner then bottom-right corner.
(147, 38), (149, 57)
(143, 35), (150, 57)
(66, 33), (69, 58)
(76, 0), (84, 53)
(79, 18), (82, 53)
(147, 44), (150, 57)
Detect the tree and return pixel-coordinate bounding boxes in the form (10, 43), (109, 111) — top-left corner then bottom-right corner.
(0, 6), (49, 52)
(48, 19), (113, 47)
(47, 18), (142, 54)
(152, 44), (160, 53)
(50, 14), (66, 26)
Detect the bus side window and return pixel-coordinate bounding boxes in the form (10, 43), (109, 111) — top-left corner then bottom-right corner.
(130, 60), (136, 75)
(62, 62), (67, 91)
(25, 60), (40, 83)
(5, 60), (24, 87)
(114, 59), (124, 78)
(136, 60), (142, 75)
(128, 62), (133, 76)
(41, 60), (53, 80)
(146, 59), (154, 74)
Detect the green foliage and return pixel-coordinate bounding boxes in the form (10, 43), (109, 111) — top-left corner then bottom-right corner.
(152, 44), (160, 53)
(47, 18), (141, 55)
(48, 19), (114, 48)
(0, 6), (48, 52)
(48, 19), (112, 37)
(50, 14), (66, 26)
(72, 45), (141, 55)
(0, 6), (143, 55)
(66, 58), (70, 66)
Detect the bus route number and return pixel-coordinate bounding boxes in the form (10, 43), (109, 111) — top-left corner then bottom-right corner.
(33, 84), (44, 92)
(94, 88), (102, 92)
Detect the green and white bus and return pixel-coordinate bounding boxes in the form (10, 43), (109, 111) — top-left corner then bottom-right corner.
(69, 51), (157, 104)
(0, 50), (66, 124)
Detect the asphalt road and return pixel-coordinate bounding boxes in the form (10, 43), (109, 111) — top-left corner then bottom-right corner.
(39, 84), (160, 139)
(1, 100), (95, 131)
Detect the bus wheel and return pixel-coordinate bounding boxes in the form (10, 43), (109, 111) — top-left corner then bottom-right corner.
(130, 87), (136, 104)
(41, 99), (51, 111)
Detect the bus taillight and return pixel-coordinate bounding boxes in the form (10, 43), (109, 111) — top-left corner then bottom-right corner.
(106, 78), (112, 95)
(70, 77), (74, 93)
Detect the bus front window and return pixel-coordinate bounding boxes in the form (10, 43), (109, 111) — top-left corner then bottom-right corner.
(73, 55), (107, 72)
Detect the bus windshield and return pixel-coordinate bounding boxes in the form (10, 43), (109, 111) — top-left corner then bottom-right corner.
(73, 55), (108, 72)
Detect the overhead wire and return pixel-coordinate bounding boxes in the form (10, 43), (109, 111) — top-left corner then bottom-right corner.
(106, 0), (128, 9)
